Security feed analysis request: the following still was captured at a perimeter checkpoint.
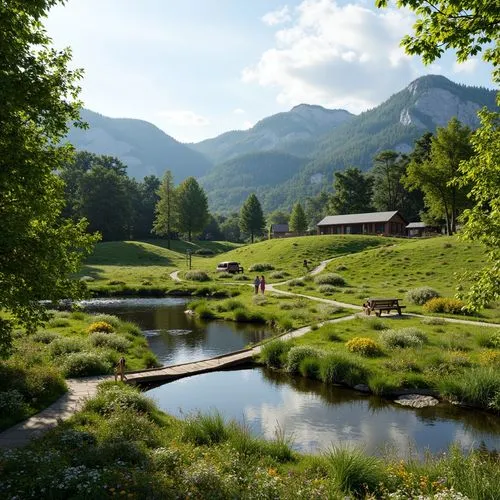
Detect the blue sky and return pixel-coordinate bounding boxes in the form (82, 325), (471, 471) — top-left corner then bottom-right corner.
(46, 0), (495, 142)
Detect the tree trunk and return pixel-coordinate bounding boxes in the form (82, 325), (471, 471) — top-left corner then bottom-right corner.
(251, 231), (254, 243)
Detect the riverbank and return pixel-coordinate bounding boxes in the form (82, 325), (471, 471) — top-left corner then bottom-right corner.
(257, 313), (500, 413)
(1, 382), (498, 499)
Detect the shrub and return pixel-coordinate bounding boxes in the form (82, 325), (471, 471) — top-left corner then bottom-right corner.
(319, 353), (367, 386)
(249, 263), (274, 272)
(314, 273), (346, 286)
(286, 346), (322, 374)
(194, 248), (214, 255)
(61, 352), (112, 377)
(260, 340), (290, 368)
(287, 278), (305, 287)
(477, 331), (500, 349)
(223, 299), (245, 311)
(32, 330), (60, 344)
(318, 284), (337, 294)
(360, 317), (387, 331)
(299, 356), (321, 379)
(91, 314), (120, 328)
(87, 321), (114, 334)
(380, 328), (427, 349)
(233, 308), (266, 324)
(47, 317), (70, 328)
(421, 317), (446, 325)
(182, 412), (229, 445)
(326, 446), (384, 496)
(423, 297), (467, 314)
(478, 350), (500, 367)
(405, 286), (440, 305)
(346, 337), (382, 357)
(50, 337), (85, 357)
(216, 272), (232, 279)
(89, 332), (131, 352)
(69, 311), (86, 321)
(0, 389), (25, 418)
(185, 270), (210, 282)
(84, 383), (156, 416)
(232, 274), (249, 281)
(270, 271), (287, 279)
(335, 264), (348, 271)
(196, 305), (216, 320)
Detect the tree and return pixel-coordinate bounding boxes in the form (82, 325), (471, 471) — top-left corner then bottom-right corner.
(376, 0), (499, 306)
(267, 210), (290, 226)
(240, 194), (265, 243)
(0, 1), (98, 353)
(153, 170), (177, 248)
(176, 177), (209, 241)
(289, 202), (308, 234)
(329, 168), (374, 214)
(305, 191), (330, 231)
(134, 175), (161, 239)
(220, 213), (241, 242)
(457, 109), (500, 310)
(404, 118), (473, 235)
(376, 0), (500, 83)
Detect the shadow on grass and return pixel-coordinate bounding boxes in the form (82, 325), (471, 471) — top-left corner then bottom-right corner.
(86, 241), (174, 266)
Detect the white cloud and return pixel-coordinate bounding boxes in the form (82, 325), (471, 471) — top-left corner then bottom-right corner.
(244, 0), (420, 112)
(233, 108), (246, 114)
(262, 6), (291, 26)
(157, 109), (210, 127)
(453, 58), (478, 74)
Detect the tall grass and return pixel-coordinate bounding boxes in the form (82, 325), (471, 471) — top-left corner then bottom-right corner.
(181, 411), (229, 445)
(319, 353), (368, 386)
(259, 340), (291, 368)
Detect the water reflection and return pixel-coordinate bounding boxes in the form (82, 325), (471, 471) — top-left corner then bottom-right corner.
(147, 368), (500, 456)
(81, 298), (270, 364)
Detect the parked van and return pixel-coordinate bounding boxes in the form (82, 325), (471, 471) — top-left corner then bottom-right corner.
(216, 261), (244, 273)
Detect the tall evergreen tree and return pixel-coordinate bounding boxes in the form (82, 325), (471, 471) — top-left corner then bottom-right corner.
(176, 177), (209, 241)
(289, 202), (308, 234)
(0, 1), (98, 350)
(240, 194), (265, 243)
(153, 170), (177, 248)
(329, 168), (374, 215)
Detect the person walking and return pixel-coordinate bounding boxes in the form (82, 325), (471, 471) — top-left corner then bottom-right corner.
(260, 275), (266, 295)
(253, 275), (260, 294)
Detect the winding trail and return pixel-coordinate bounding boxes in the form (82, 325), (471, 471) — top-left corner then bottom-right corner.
(1, 256), (497, 448)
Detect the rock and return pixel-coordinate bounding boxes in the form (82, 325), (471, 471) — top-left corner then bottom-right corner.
(184, 309), (195, 316)
(394, 394), (439, 408)
(354, 384), (370, 393)
(79, 275), (95, 282)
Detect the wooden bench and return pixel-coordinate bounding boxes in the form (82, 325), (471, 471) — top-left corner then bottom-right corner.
(363, 298), (406, 316)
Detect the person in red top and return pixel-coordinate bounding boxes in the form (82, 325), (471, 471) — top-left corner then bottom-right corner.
(260, 275), (266, 294)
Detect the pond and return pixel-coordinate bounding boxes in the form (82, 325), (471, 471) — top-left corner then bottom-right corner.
(81, 297), (270, 365)
(82, 298), (500, 456)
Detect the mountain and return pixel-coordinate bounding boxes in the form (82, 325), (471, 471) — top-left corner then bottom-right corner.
(66, 109), (213, 181)
(202, 75), (496, 213)
(200, 151), (308, 213)
(191, 105), (354, 164)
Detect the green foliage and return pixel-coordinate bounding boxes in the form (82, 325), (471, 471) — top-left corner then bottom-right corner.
(314, 273), (346, 286)
(299, 356), (321, 378)
(329, 167), (374, 214)
(289, 202), (308, 234)
(423, 297), (467, 314)
(260, 340), (291, 368)
(89, 332), (131, 352)
(406, 286), (440, 305)
(181, 411), (229, 446)
(90, 314), (121, 328)
(326, 446), (384, 496)
(153, 169), (176, 248)
(176, 177), (209, 241)
(380, 327), (427, 348)
(249, 262), (275, 272)
(49, 337), (85, 357)
(32, 330), (60, 344)
(239, 193), (266, 243)
(0, 1), (99, 344)
(319, 353), (368, 386)
(61, 352), (112, 377)
(185, 270), (210, 282)
(286, 346), (322, 374)
(476, 331), (500, 349)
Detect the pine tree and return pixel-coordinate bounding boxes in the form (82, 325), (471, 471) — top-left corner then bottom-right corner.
(289, 202), (308, 235)
(176, 177), (209, 241)
(240, 194), (265, 243)
(153, 170), (176, 248)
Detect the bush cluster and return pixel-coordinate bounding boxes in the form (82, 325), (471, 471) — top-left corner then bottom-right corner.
(87, 321), (114, 334)
(61, 352), (112, 377)
(346, 337), (382, 357)
(194, 248), (214, 255)
(314, 273), (346, 286)
(286, 346), (321, 374)
(185, 270), (210, 282)
(260, 340), (291, 368)
(89, 332), (131, 352)
(380, 328), (427, 349)
(249, 263), (274, 272)
(423, 297), (467, 314)
(405, 286), (440, 305)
